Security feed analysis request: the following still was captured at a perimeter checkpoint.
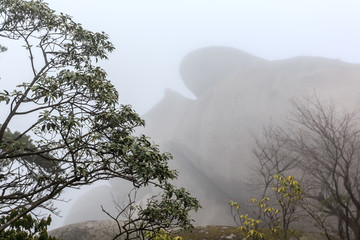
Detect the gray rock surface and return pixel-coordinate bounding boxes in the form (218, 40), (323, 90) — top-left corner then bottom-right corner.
(139, 46), (360, 225)
(49, 222), (328, 240)
(64, 46), (360, 226)
(49, 220), (120, 240)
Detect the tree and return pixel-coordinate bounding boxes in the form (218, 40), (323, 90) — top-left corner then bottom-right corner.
(0, 209), (58, 239)
(102, 186), (198, 240)
(145, 230), (182, 240)
(253, 96), (360, 239)
(0, 0), (199, 236)
(230, 174), (303, 240)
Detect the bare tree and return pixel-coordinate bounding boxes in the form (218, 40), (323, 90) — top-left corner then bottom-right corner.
(253, 96), (360, 239)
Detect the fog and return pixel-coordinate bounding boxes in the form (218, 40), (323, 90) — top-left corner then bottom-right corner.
(2, 0), (360, 230)
(33, 0), (360, 114)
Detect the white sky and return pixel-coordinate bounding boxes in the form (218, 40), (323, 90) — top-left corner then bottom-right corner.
(6, 0), (357, 115)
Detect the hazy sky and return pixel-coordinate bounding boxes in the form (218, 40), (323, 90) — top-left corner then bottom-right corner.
(22, 0), (360, 114)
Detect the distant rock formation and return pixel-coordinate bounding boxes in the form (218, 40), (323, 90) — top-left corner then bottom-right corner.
(49, 220), (120, 240)
(49, 222), (328, 240)
(64, 46), (360, 227)
(180, 46), (265, 97)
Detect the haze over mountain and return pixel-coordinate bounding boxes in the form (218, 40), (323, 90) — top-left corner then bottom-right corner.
(64, 46), (360, 226)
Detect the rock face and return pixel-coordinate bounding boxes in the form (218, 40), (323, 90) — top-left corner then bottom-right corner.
(64, 46), (360, 226)
(139, 46), (360, 225)
(180, 46), (266, 97)
(49, 222), (329, 240)
(49, 220), (120, 240)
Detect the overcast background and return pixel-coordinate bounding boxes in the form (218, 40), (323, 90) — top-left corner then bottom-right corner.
(25, 0), (360, 114)
(2, 0), (360, 114)
(2, 0), (360, 229)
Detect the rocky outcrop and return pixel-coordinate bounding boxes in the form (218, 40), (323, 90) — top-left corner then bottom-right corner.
(180, 46), (266, 97)
(139, 46), (360, 225)
(49, 220), (120, 240)
(64, 46), (360, 226)
(49, 222), (328, 240)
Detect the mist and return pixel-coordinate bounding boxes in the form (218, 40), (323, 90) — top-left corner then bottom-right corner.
(1, 0), (360, 230)
(35, 0), (360, 114)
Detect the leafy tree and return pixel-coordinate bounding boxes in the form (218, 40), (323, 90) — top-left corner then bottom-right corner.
(0, 209), (59, 240)
(145, 230), (183, 240)
(253, 96), (360, 239)
(102, 186), (198, 240)
(0, 0), (199, 237)
(230, 175), (303, 240)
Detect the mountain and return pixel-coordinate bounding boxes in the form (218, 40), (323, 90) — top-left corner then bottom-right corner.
(64, 46), (360, 226)
(49, 220), (120, 240)
(49, 221), (328, 240)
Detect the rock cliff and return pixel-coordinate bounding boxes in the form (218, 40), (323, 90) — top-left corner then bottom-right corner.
(64, 46), (360, 226)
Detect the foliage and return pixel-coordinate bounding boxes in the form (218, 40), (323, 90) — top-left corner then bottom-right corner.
(0, 0), (199, 237)
(139, 185), (200, 231)
(145, 230), (183, 240)
(178, 225), (322, 240)
(270, 175), (303, 239)
(231, 211), (264, 240)
(0, 209), (59, 240)
(102, 186), (200, 240)
(230, 175), (303, 240)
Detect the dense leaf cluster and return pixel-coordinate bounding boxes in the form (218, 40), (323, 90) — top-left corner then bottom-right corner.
(0, 209), (57, 240)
